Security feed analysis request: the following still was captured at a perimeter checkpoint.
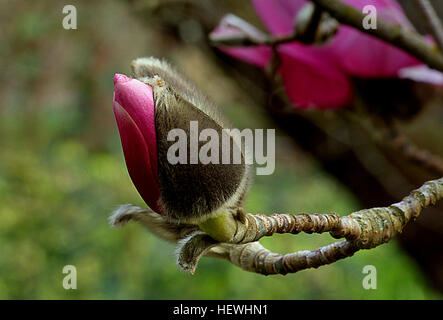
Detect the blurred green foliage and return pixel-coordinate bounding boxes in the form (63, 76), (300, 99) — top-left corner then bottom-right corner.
(0, 0), (441, 299)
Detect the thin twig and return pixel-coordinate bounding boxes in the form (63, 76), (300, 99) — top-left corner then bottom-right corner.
(210, 30), (297, 48)
(297, 3), (324, 43)
(388, 130), (443, 176)
(415, 0), (443, 51)
(342, 110), (443, 177)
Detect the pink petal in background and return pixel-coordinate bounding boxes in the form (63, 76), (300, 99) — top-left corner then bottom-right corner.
(278, 45), (353, 109)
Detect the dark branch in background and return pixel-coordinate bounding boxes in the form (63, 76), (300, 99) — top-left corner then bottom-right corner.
(386, 129), (443, 177)
(296, 3), (324, 43)
(342, 110), (443, 177)
(310, 0), (443, 72)
(209, 27), (295, 47)
(415, 0), (443, 50)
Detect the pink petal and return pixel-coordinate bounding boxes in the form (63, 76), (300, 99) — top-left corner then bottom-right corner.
(327, 27), (421, 77)
(217, 46), (272, 68)
(326, 0), (421, 77)
(113, 74), (162, 214)
(278, 44), (353, 109)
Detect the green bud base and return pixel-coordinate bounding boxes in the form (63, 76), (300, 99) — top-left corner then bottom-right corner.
(198, 212), (237, 243)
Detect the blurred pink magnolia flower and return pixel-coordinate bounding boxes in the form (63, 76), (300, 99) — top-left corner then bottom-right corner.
(210, 0), (443, 109)
(113, 74), (162, 214)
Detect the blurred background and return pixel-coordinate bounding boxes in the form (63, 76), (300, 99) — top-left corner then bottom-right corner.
(0, 0), (442, 299)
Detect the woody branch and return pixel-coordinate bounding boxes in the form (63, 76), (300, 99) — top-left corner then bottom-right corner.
(340, 109), (443, 177)
(111, 177), (443, 275)
(208, 176), (443, 275)
(415, 0), (443, 50)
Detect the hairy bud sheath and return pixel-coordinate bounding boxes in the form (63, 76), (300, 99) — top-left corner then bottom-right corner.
(113, 57), (251, 224)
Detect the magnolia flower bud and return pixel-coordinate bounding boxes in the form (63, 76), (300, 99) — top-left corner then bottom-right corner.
(113, 57), (251, 225)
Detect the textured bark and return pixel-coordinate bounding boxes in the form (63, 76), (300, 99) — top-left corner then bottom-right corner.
(112, 178), (443, 275)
